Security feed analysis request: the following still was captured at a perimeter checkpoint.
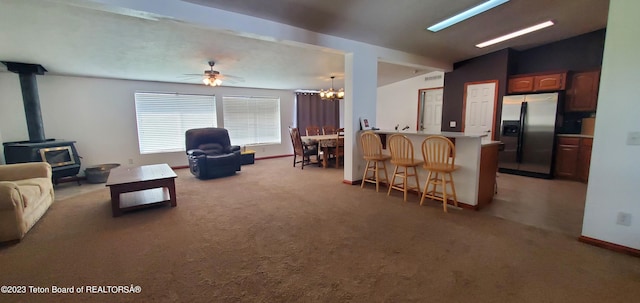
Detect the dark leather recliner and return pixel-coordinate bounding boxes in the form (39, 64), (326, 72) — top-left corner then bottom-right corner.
(185, 128), (241, 179)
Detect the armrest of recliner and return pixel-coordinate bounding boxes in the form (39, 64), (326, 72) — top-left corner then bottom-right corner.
(228, 145), (241, 153)
(187, 149), (207, 157)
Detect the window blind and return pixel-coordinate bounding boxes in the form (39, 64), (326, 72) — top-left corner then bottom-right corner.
(222, 96), (281, 146)
(135, 92), (217, 154)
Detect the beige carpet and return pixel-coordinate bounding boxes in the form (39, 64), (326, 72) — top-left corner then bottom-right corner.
(1, 157), (639, 303)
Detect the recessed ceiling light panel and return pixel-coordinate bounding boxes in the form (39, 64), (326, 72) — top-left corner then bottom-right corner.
(427, 0), (509, 32)
(475, 20), (555, 48)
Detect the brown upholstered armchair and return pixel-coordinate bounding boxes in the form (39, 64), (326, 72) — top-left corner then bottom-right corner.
(185, 128), (241, 179)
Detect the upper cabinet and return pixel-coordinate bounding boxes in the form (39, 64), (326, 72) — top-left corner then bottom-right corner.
(565, 70), (600, 112)
(507, 72), (567, 94)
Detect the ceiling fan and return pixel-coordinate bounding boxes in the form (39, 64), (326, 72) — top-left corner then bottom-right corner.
(183, 61), (243, 86)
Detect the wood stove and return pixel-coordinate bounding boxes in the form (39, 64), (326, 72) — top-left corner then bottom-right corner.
(1, 61), (82, 183)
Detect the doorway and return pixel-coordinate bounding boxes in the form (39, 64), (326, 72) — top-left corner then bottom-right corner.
(417, 87), (443, 132)
(462, 80), (498, 139)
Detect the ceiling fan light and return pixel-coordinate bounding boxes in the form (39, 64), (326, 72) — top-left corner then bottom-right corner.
(203, 78), (210, 85)
(213, 78), (222, 86)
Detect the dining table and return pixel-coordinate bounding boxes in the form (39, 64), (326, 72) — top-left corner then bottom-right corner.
(300, 134), (341, 168)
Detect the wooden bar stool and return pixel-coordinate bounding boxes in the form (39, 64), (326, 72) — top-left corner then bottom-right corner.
(420, 135), (459, 212)
(387, 134), (422, 201)
(360, 132), (390, 192)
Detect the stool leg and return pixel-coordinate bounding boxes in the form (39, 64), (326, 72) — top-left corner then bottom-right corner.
(412, 166), (421, 195)
(448, 172), (459, 207)
(420, 170), (432, 206)
(377, 165), (381, 190)
(388, 165), (399, 196)
(380, 160), (389, 189)
(402, 166), (408, 201)
(441, 173), (448, 213)
(361, 160), (371, 189)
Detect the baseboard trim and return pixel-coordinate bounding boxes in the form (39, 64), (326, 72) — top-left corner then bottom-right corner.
(255, 154), (293, 160)
(578, 236), (640, 257)
(343, 179), (363, 185)
(171, 165), (189, 170)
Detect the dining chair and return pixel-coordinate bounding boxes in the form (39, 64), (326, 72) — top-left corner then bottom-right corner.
(322, 125), (337, 135)
(305, 126), (321, 136)
(288, 127), (318, 170)
(387, 134), (422, 201)
(420, 135), (459, 212)
(360, 131), (390, 192)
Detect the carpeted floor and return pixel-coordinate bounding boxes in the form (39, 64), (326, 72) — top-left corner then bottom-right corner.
(1, 157), (639, 303)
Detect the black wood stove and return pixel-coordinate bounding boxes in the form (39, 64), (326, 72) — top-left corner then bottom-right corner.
(2, 62), (81, 183)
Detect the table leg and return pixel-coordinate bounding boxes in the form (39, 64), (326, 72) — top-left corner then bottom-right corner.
(110, 189), (122, 217)
(322, 146), (329, 168)
(167, 179), (177, 207)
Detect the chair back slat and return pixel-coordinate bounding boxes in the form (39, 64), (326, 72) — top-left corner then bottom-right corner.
(323, 126), (337, 135)
(288, 127), (304, 156)
(388, 134), (414, 164)
(306, 126), (321, 136)
(421, 136), (455, 168)
(360, 131), (383, 159)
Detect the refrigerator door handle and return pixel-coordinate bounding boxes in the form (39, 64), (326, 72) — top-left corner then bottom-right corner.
(516, 101), (527, 163)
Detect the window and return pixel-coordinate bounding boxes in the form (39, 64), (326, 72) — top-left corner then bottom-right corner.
(222, 96), (281, 146)
(135, 92), (217, 154)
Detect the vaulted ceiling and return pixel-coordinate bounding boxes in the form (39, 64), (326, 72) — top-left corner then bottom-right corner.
(0, 0), (609, 90)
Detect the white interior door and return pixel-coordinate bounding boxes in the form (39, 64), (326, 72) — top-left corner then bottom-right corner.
(422, 88), (443, 133)
(464, 82), (497, 140)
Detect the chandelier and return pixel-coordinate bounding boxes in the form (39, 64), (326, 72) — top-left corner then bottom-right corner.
(202, 75), (222, 86)
(319, 76), (344, 100)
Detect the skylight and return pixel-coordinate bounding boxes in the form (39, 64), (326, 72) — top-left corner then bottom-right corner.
(475, 21), (555, 48)
(427, 0), (509, 32)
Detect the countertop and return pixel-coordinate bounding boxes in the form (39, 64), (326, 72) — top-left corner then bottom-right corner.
(557, 134), (594, 138)
(373, 129), (489, 138)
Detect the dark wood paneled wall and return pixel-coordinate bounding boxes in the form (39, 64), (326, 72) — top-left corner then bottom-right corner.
(441, 28), (606, 132)
(514, 29), (606, 74)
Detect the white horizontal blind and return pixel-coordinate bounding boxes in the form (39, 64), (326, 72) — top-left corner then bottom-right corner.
(222, 96), (281, 146)
(135, 92), (217, 154)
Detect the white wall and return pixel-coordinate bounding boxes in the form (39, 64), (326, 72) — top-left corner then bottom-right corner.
(581, 0), (640, 249)
(0, 73), (295, 170)
(376, 71), (444, 130)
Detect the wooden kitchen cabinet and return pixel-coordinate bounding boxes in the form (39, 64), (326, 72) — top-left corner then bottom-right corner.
(555, 137), (580, 178)
(508, 76), (534, 93)
(534, 73), (566, 91)
(578, 138), (593, 182)
(507, 72), (567, 94)
(555, 136), (593, 182)
(565, 70), (600, 112)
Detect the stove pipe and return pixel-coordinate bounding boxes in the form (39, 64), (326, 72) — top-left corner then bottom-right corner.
(2, 62), (48, 143)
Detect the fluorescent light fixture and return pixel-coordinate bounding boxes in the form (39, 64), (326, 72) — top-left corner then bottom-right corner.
(475, 20), (555, 48)
(427, 0), (509, 32)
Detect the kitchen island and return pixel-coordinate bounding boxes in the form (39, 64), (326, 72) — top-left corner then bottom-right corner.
(374, 130), (501, 209)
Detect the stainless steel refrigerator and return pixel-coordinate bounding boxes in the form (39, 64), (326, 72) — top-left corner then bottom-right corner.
(498, 93), (560, 178)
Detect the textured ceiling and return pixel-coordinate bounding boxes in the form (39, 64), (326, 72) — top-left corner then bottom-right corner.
(0, 0), (609, 90)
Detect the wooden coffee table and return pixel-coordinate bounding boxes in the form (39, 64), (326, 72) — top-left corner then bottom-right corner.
(105, 164), (177, 217)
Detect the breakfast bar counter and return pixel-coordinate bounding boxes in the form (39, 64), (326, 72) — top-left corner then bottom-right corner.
(373, 130), (499, 209)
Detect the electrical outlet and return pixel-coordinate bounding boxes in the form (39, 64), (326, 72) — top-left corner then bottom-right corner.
(128, 158), (133, 165)
(449, 121), (457, 128)
(626, 132), (640, 145)
(616, 212), (632, 226)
